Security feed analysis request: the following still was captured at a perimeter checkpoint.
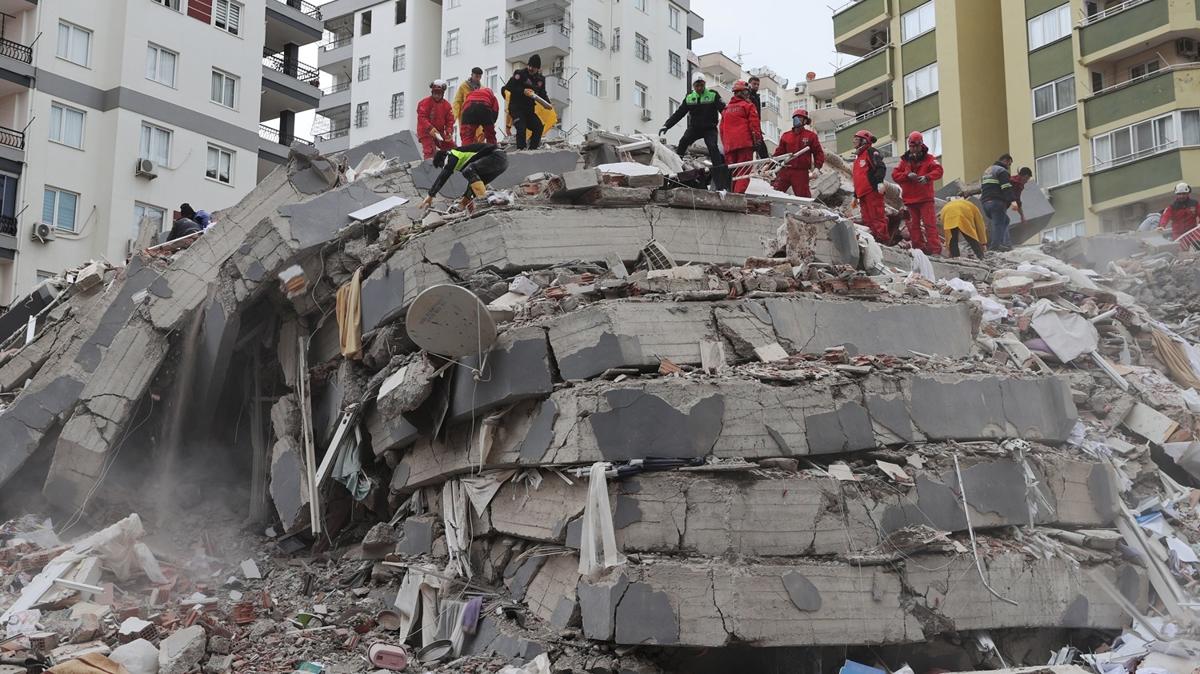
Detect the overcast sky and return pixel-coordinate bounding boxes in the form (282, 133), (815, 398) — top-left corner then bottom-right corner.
(688, 0), (839, 83)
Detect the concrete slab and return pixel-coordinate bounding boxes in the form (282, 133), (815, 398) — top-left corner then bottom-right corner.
(447, 326), (553, 422)
(412, 149), (580, 197)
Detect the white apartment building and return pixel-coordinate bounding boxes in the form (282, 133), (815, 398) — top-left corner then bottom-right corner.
(0, 0), (323, 304)
(782, 74), (852, 154)
(312, 0), (705, 152)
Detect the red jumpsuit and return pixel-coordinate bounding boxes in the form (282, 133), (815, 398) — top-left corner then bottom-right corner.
(892, 146), (945, 254)
(719, 96), (762, 194)
(853, 144), (888, 242)
(459, 87), (500, 145)
(771, 127), (824, 197)
(1161, 197), (1199, 241)
(416, 95), (455, 159)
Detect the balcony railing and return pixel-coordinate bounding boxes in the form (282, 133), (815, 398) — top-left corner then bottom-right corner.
(0, 125), (24, 150)
(263, 50), (320, 83)
(315, 128), (349, 143)
(1078, 0), (1150, 26)
(1087, 139), (1184, 173)
(0, 37), (32, 64)
(834, 102), (892, 131)
(323, 81), (351, 95)
(508, 23), (571, 43)
(259, 125), (314, 146)
(320, 36), (352, 52)
(0, 215), (15, 237)
(835, 43), (889, 74)
(272, 0), (322, 19)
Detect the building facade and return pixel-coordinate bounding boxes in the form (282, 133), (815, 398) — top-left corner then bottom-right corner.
(312, 0), (705, 153)
(782, 74), (851, 154)
(833, 0), (1200, 241)
(0, 0), (322, 303)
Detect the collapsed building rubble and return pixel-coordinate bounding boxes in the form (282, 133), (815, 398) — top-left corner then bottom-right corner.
(0, 132), (1198, 673)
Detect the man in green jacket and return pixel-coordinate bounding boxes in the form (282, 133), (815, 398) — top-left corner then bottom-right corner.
(660, 73), (725, 168)
(419, 144), (509, 214)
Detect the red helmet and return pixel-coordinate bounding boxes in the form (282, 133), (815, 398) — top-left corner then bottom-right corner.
(854, 130), (875, 143)
(907, 131), (924, 144)
(732, 80), (749, 92)
(792, 108), (810, 119)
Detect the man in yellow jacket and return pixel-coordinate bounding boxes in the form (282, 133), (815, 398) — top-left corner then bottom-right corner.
(940, 196), (988, 259)
(452, 67), (484, 142)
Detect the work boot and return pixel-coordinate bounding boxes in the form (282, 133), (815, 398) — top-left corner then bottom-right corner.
(469, 180), (487, 198)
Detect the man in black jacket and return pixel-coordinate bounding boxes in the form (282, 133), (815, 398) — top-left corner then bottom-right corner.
(747, 76), (768, 159)
(980, 153), (1016, 251)
(660, 73), (725, 168)
(419, 144), (509, 214)
(502, 54), (550, 150)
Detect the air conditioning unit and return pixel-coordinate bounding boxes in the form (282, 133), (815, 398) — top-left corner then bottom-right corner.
(31, 222), (55, 242)
(507, 10), (521, 24)
(134, 158), (157, 179)
(1177, 38), (1199, 58)
(640, 109), (652, 122)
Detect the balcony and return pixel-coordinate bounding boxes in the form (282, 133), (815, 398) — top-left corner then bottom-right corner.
(0, 124), (23, 164)
(833, 45), (891, 106)
(547, 74), (570, 107)
(506, 23), (570, 63)
(1082, 64), (1197, 130)
(261, 50), (322, 121)
(1088, 145), (1197, 210)
(0, 214), (15, 237)
(258, 124), (314, 178)
(0, 36), (33, 89)
(506, 0), (570, 25)
(266, 0), (323, 53)
(834, 103), (895, 150)
(317, 35), (352, 71)
(1078, 0), (1169, 60)
(319, 81), (351, 111)
(833, 0), (889, 56)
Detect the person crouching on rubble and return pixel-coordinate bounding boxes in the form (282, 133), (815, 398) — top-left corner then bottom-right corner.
(940, 195), (987, 259)
(419, 144), (509, 215)
(851, 130), (888, 243)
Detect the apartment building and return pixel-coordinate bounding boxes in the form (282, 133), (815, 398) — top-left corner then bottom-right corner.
(312, 0), (705, 153)
(692, 52), (788, 151)
(0, 0), (323, 303)
(833, 0), (1200, 241)
(782, 74), (852, 154)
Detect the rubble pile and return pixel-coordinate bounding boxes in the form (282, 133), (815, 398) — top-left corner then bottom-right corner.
(0, 132), (1197, 673)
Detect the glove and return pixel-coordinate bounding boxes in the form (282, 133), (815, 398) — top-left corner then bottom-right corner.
(524, 88), (535, 98)
(917, 176), (929, 184)
(877, 183), (886, 195)
(907, 172), (918, 181)
(419, 196), (434, 209)
(658, 127), (668, 138)
(432, 130), (443, 141)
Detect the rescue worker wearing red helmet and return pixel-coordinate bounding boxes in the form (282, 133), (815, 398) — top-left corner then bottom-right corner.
(851, 130), (888, 243)
(417, 80), (455, 159)
(719, 80), (762, 194)
(892, 131), (945, 255)
(771, 109), (825, 198)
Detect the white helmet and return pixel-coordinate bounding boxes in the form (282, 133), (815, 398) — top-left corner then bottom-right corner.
(692, 72), (706, 84)
(431, 79), (449, 90)
(1176, 182), (1192, 195)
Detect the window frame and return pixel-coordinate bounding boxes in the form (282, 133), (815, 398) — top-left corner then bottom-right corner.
(668, 51), (682, 78)
(922, 125), (942, 157)
(48, 102), (85, 149)
(1129, 58), (1161, 80)
(900, 1), (935, 43)
(151, 0), (180, 9)
(668, 5), (681, 32)
(1032, 74), (1076, 120)
(355, 102), (370, 128)
(587, 69), (602, 97)
(634, 33), (650, 62)
(358, 55), (371, 81)
(214, 0), (243, 36)
(139, 122), (172, 167)
(1090, 111), (1180, 171)
(56, 21), (92, 67)
(1034, 145), (1081, 188)
(484, 17), (499, 45)
(393, 46), (405, 71)
(210, 68), (239, 109)
(206, 144), (235, 185)
(588, 20), (604, 49)
(633, 82), (648, 110)
(145, 43), (178, 88)
(133, 202), (167, 237)
(902, 62), (938, 102)
(445, 28), (460, 56)
(390, 93), (405, 119)
(360, 9), (372, 35)
(634, 0), (647, 13)
(395, 0), (406, 24)
(1027, 4), (1071, 51)
(42, 186), (79, 233)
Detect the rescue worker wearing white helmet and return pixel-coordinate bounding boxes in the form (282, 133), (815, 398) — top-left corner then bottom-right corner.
(417, 79), (455, 159)
(659, 72), (726, 171)
(1159, 182), (1199, 242)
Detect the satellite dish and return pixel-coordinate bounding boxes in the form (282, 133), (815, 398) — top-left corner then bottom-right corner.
(405, 284), (498, 358)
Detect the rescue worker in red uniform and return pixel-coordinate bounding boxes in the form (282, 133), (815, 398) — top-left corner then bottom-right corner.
(852, 130), (888, 243)
(1160, 182), (1199, 242)
(459, 86), (500, 145)
(417, 80), (455, 160)
(892, 131), (945, 255)
(771, 109), (825, 198)
(719, 80), (762, 194)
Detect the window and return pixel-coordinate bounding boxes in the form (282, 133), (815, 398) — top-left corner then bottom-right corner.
(145, 44), (177, 88)
(901, 2), (935, 42)
(588, 20), (604, 49)
(446, 78), (459, 94)
(634, 0), (647, 12)
(634, 82), (647, 110)
(1033, 75), (1075, 119)
(587, 119), (601, 132)
(448, 0), (460, 7)
(1091, 71), (1104, 92)
(151, 0), (180, 9)
(360, 10), (372, 35)
(1035, 146), (1080, 187)
(43, 187), (78, 232)
(390, 93), (405, 119)
(393, 46), (405, 71)
(355, 102), (369, 128)
(903, 63), (938, 101)
(612, 28), (620, 52)
(445, 29), (459, 56)
(1042, 221), (1085, 242)
(210, 69), (238, 108)
(1183, 110), (1200, 146)
(206, 145), (234, 184)
(214, 0), (242, 36)
(139, 123), (171, 166)
(922, 126), (942, 156)
(36, 270), (55, 282)
(56, 21), (91, 67)
(635, 33), (650, 62)
(1130, 59), (1161, 80)
(395, 0), (406, 23)
(669, 98), (680, 115)
(49, 103), (84, 149)
(133, 203), (166, 237)
(668, 51), (682, 78)
(668, 5), (681, 31)
(614, 76), (620, 100)
(484, 17), (499, 45)
(358, 56), (370, 81)
(587, 69), (602, 97)
(1028, 4), (1070, 51)
(1092, 113), (1176, 169)
(485, 67), (499, 91)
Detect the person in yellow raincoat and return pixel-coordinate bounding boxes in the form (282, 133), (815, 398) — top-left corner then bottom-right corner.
(940, 196), (988, 259)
